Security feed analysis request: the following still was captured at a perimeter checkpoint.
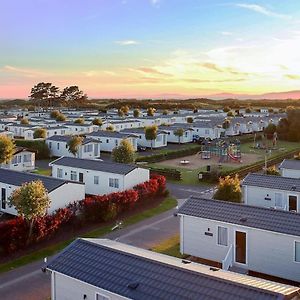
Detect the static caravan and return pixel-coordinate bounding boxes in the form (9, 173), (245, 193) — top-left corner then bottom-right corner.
(0, 169), (85, 216)
(50, 156), (149, 195)
(0, 147), (35, 171)
(86, 131), (138, 152)
(121, 128), (168, 148)
(46, 135), (101, 159)
(242, 173), (300, 212)
(279, 159), (300, 179)
(47, 238), (300, 300)
(178, 196), (300, 283)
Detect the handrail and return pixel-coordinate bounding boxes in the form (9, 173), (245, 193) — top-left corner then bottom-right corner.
(222, 244), (233, 270)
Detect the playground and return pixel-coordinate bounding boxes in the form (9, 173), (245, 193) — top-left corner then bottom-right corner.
(155, 151), (260, 170)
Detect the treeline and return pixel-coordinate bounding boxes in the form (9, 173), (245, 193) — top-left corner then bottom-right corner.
(28, 82), (88, 107)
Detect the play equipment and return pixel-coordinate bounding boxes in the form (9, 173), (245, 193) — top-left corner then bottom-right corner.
(200, 139), (242, 163)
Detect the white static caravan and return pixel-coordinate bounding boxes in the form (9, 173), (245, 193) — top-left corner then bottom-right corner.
(159, 125), (194, 144)
(178, 196), (300, 283)
(279, 159), (300, 179)
(242, 173), (300, 212)
(46, 135), (101, 159)
(192, 121), (224, 140)
(0, 147), (35, 172)
(50, 156), (150, 196)
(46, 238), (300, 300)
(0, 169), (85, 216)
(86, 131), (138, 152)
(121, 128), (168, 148)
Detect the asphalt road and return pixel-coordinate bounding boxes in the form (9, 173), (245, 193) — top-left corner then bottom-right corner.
(0, 182), (213, 300)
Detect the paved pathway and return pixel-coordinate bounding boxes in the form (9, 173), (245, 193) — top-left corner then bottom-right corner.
(0, 182), (214, 300)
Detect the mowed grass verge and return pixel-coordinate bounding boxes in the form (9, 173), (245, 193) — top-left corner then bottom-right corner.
(0, 197), (177, 274)
(151, 234), (187, 259)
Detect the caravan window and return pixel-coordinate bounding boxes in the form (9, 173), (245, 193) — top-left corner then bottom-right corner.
(295, 241), (300, 262)
(275, 193), (283, 208)
(217, 226), (228, 246)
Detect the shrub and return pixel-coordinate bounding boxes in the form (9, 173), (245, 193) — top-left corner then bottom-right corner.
(266, 165), (280, 176)
(213, 175), (242, 203)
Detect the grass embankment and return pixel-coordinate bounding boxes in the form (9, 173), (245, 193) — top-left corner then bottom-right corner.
(0, 197), (177, 274)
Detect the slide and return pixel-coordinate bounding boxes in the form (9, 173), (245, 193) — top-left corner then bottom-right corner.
(228, 153), (241, 162)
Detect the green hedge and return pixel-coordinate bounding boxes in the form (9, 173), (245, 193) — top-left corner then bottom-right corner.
(149, 167), (181, 180)
(136, 145), (202, 163)
(15, 140), (50, 159)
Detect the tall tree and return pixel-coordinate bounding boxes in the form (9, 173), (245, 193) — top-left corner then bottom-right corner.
(145, 125), (158, 149)
(174, 128), (184, 144)
(112, 139), (135, 163)
(61, 86), (87, 107)
(29, 82), (60, 107)
(67, 136), (84, 157)
(0, 135), (16, 164)
(9, 180), (50, 243)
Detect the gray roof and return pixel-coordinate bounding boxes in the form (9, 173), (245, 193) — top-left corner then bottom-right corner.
(86, 131), (136, 139)
(0, 169), (74, 192)
(46, 135), (99, 145)
(243, 173), (300, 192)
(46, 238), (297, 300)
(121, 128), (167, 135)
(279, 159), (300, 171)
(50, 157), (137, 175)
(178, 196), (300, 237)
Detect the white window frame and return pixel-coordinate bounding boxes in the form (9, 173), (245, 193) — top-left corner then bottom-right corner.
(57, 168), (63, 179)
(274, 192), (283, 208)
(109, 178), (119, 188)
(217, 226), (228, 247)
(70, 170), (77, 181)
(95, 293), (110, 300)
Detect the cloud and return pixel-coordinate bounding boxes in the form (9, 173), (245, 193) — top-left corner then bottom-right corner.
(198, 62), (250, 76)
(184, 78), (246, 83)
(1, 65), (51, 78)
(132, 67), (172, 77)
(285, 74), (300, 80)
(235, 3), (291, 19)
(115, 40), (139, 45)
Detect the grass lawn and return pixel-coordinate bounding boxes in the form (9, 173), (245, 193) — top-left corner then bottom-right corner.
(0, 197), (177, 274)
(32, 168), (52, 176)
(148, 163), (234, 185)
(240, 140), (300, 159)
(151, 234), (187, 259)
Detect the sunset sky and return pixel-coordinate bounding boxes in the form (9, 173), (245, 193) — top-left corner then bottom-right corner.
(1, 0), (300, 98)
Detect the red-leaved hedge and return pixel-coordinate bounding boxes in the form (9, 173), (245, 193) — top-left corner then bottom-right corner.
(0, 175), (166, 255)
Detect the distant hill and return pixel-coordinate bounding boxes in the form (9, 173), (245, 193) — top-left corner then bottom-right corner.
(208, 90), (300, 100)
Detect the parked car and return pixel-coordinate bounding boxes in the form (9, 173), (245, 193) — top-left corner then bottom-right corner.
(137, 145), (147, 152)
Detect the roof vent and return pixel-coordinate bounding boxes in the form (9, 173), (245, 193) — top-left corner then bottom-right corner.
(239, 216), (248, 222)
(292, 185), (296, 191)
(182, 259), (191, 264)
(127, 282), (139, 290)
